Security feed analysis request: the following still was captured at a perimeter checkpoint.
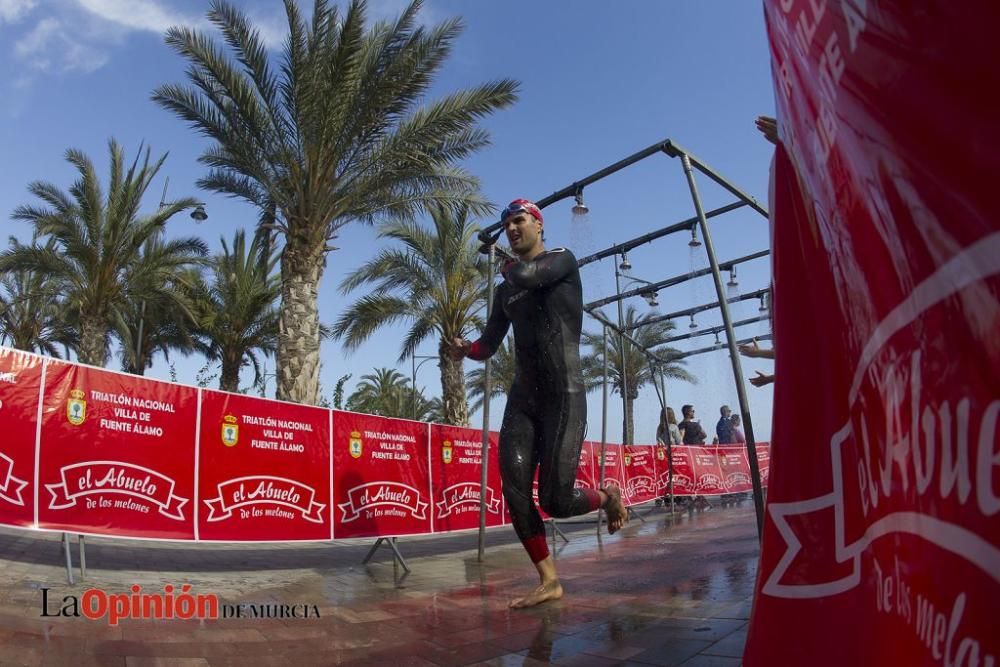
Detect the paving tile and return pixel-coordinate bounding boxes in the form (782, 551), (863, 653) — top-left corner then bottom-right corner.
(700, 629), (748, 658)
(676, 655), (742, 667)
(627, 639), (714, 666)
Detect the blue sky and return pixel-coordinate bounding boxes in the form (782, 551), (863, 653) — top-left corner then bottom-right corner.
(0, 0), (777, 444)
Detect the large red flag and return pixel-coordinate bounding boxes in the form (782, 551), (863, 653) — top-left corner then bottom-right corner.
(747, 2), (1000, 664)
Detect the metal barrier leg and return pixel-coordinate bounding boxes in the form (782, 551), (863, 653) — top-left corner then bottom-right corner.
(62, 533), (74, 585)
(548, 520), (569, 544)
(361, 538), (386, 564)
(78, 535), (86, 580)
(626, 507), (647, 523)
(387, 538), (410, 573)
(361, 537), (411, 573)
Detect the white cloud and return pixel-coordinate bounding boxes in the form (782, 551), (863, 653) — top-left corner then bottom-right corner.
(74, 0), (288, 48)
(14, 16), (108, 73)
(74, 0), (194, 33)
(0, 0), (37, 24)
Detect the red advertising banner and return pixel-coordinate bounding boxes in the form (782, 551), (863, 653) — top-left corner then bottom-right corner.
(0, 349), (42, 527)
(0, 346), (777, 543)
(332, 411), (430, 539)
(622, 446), (657, 505)
(653, 445), (769, 497)
(654, 444), (676, 496)
(575, 441), (599, 491)
(197, 390), (331, 541)
(755, 443), (770, 489)
(37, 362), (198, 539)
(689, 446), (726, 496)
(429, 425), (503, 532)
(717, 446), (752, 494)
(593, 444), (625, 496)
(747, 2), (1000, 664)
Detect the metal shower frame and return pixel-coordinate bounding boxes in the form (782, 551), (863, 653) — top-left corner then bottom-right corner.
(474, 138), (771, 558)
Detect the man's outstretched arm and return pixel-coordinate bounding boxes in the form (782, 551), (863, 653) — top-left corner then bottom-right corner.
(449, 284), (511, 362)
(739, 338), (775, 359)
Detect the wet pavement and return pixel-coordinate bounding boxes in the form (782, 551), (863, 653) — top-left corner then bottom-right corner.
(0, 502), (758, 666)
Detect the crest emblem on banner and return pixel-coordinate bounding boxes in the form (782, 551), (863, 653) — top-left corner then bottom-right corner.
(221, 415), (238, 447)
(349, 431), (363, 459)
(66, 389), (86, 425)
(657, 447), (666, 461)
(442, 440), (453, 464)
(624, 454), (632, 465)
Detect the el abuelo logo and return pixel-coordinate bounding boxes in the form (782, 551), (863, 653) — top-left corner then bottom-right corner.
(339, 482), (427, 522)
(204, 475), (325, 523)
(221, 415), (238, 447)
(46, 461), (188, 520)
(626, 475), (655, 497)
(67, 389), (86, 425)
(349, 431), (363, 459)
(442, 440), (453, 464)
(436, 482), (501, 517)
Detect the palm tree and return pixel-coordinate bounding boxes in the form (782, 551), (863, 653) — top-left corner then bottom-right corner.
(345, 368), (411, 418)
(581, 305), (694, 444)
(154, 0), (518, 405)
(0, 140), (207, 366)
(116, 293), (196, 375)
(466, 336), (516, 415)
(332, 205), (489, 426)
(193, 230), (280, 393)
(0, 237), (75, 356)
(115, 240), (201, 375)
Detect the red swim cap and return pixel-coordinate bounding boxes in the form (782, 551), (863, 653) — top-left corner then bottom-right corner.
(501, 199), (543, 224)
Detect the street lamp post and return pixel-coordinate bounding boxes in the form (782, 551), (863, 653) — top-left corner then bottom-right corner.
(613, 255), (631, 444)
(410, 354), (437, 419)
(135, 178), (208, 373)
(613, 253), (662, 444)
(257, 367), (278, 398)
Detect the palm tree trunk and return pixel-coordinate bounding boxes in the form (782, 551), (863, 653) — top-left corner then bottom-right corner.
(78, 314), (107, 367)
(276, 236), (324, 404)
(438, 340), (468, 427)
(219, 355), (241, 393)
(624, 394), (636, 445)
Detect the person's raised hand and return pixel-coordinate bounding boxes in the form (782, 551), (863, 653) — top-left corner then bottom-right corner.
(755, 116), (778, 145)
(749, 371), (775, 387)
(500, 259), (516, 278)
(739, 338), (762, 358)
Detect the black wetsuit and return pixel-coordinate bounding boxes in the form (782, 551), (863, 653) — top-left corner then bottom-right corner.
(468, 248), (601, 562)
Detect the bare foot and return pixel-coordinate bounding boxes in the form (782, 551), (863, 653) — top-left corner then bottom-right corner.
(604, 486), (628, 534)
(510, 580), (564, 609)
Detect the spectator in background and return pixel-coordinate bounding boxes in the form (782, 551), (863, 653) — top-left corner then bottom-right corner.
(656, 407), (682, 447)
(717, 405), (735, 444)
(679, 404), (707, 445)
(731, 414), (746, 443)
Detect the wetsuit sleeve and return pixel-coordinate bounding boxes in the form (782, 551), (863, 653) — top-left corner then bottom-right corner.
(468, 284), (510, 361)
(504, 249), (577, 290)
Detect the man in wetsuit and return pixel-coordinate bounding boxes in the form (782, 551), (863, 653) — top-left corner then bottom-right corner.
(450, 199), (628, 609)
